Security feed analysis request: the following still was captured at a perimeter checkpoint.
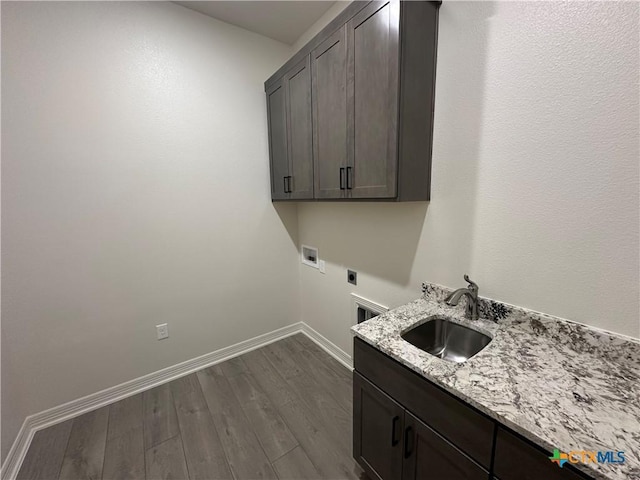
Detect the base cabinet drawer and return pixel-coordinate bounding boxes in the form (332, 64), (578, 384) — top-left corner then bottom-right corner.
(494, 428), (590, 480)
(403, 411), (488, 480)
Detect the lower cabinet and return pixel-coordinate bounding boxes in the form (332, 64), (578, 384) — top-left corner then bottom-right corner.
(403, 411), (488, 480)
(353, 338), (594, 480)
(493, 428), (587, 480)
(353, 372), (404, 480)
(353, 372), (487, 480)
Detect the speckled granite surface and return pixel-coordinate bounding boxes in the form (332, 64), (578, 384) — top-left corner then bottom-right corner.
(351, 283), (640, 480)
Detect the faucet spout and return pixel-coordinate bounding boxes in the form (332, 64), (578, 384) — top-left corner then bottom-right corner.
(444, 288), (468, 306)
(444, 275), (480, 321)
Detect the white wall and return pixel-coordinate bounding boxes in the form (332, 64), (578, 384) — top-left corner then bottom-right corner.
(297, 1), (640, 356)
(1, 1), (298, 460)
(291, 0), (349, 52)
(2, 0), (639, 463)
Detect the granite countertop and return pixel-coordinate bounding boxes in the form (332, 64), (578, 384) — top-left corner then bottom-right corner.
(351, 284), (640, 480)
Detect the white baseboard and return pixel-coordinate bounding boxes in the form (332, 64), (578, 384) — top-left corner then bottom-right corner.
(0, 421), (34, 480)
(300, 322), (353, 370)
(1, 322), (307, 480)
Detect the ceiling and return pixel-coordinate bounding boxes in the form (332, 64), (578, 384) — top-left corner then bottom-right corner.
(175, 1), (337, 45)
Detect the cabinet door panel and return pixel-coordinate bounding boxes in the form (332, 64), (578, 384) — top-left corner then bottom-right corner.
(312, 27), (348, 199)
(266, 81), (289, 200)
(353, 372), (403, 480)
(494, 428), (591, 480)
(285, 57), (313, 199)
(354, 338), (495, 468)
(347, 0), (399, 198)
(403, 412), (488, 480)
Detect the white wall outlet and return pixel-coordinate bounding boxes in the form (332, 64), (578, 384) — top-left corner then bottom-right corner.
(319, 259), (326, 274)
(156, 323), (169, 340)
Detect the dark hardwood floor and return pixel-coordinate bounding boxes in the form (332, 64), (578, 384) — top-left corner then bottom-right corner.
(17, 334), (364, 480)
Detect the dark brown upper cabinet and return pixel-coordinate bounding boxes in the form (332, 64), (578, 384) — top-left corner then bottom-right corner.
(265, 0), (440, 201)
(266, 57), (314, 200)
(346, 1), (400, 199)
(312, 27), (348, 199)
(266, 80), (289, 200)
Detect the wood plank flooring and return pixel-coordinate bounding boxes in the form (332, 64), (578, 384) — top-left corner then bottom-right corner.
(17, 334), (364, 480)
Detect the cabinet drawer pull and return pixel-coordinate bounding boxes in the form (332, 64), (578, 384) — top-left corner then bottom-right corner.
(339, 168), (346, 190)
(404, 426), (414, 459)
(346, 166), (352, 189)
(391, 416), (400, 447)
(283, 176), (288, 193)
(287, 176), (292, 193)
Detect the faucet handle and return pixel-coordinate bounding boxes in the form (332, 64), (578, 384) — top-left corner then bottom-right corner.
(463, 274), (478, 293)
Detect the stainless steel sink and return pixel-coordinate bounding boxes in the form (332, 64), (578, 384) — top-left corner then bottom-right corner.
(401, 317), (491, 363)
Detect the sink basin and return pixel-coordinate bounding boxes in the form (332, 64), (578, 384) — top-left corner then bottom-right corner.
(401, 317), (491, 363)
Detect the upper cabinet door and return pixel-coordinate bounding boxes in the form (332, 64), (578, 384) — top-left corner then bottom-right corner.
(312, 27), (348, 199)
(265, 0), (439, 202)
(347, 0), (400, 199)
(266, 80), (289, 200)
(284, 57), (314, 200)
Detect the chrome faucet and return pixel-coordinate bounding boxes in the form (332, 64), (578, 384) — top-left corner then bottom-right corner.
(444, 275), (480, 321)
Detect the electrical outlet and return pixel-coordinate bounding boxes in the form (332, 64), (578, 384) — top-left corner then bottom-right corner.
(348, 269), (357, 285)
(319, 259), (326, 274)
(156, 323), (169, 340)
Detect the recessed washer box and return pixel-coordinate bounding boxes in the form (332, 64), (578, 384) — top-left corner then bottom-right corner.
(301, 245), (319, 268)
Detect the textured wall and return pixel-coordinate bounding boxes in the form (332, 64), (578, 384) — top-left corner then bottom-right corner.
(1, 1), (298, 460)
(291, 0), (349, 52)
(297, 1), (640, 356)
(2, 0), (639, 464)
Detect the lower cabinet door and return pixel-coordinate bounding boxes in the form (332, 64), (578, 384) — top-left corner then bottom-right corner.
(353, 372), (404, 480)
(494, 428), (591, 480)
(402, 411), (489, 480)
